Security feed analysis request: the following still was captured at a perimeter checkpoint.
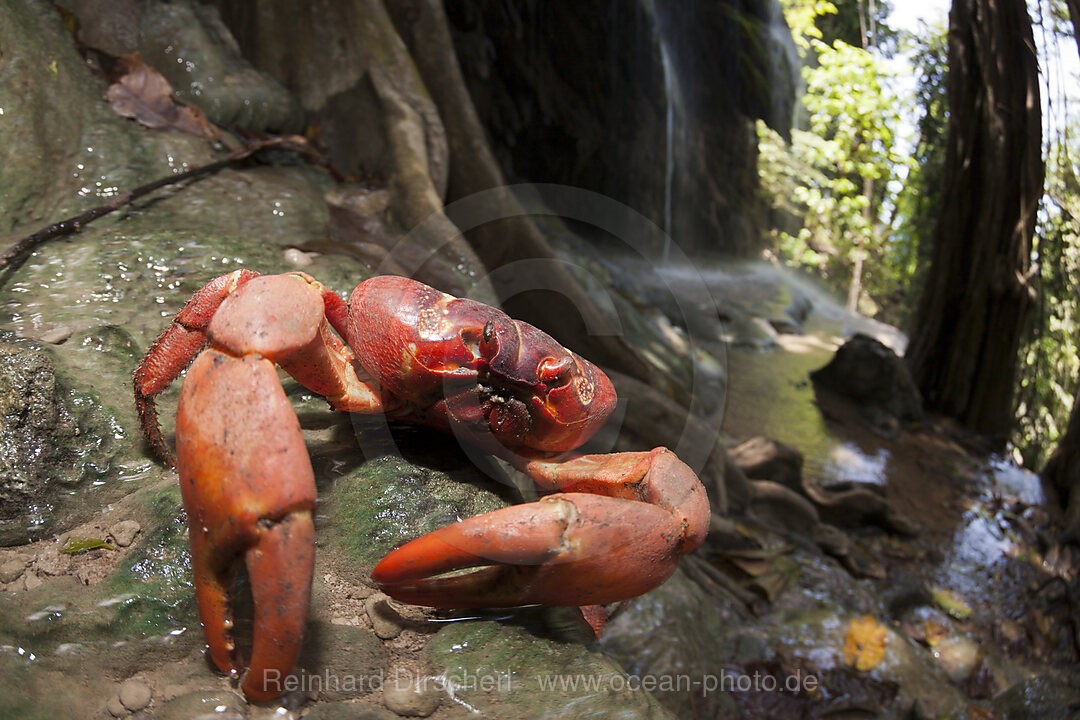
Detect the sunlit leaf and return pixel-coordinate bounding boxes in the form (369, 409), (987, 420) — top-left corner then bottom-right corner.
(61, 537), (116, 554)
(932, 587), (972, 620)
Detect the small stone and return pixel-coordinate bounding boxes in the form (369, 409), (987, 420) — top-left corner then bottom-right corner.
(38, 325), (75, 344)
(106, 694), (126, 718)
(0, 559), (26, 583)
(383, 675), (441, 717)
(118, 678), (152, 711)
(109, 520), (141, 548)
(365, 594), (404, 640)
(22, 572), (43, 591)
(284, 247), (316, 267)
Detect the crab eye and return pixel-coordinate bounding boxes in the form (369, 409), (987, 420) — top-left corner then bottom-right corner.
(538, 356), (573, 386)
(479, 321), (499, 358)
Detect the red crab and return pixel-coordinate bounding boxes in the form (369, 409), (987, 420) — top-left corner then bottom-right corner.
(133, 271), (709, 701)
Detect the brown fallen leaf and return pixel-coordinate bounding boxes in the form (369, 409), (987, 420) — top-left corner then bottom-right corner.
(105, 53), (221, 140)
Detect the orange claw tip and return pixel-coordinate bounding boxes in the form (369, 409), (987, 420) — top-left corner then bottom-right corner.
(373, 493), (687, 609)
(239, 510), (315, 703)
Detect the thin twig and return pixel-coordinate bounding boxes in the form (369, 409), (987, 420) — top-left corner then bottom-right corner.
(0, 135), (312, 271)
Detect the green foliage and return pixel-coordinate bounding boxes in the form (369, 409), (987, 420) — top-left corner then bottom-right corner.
(889, 21), (949, 327)
(779, 0), (838, 50)
(758, 32), (907, 317)
(1015, 148), (1080, 468)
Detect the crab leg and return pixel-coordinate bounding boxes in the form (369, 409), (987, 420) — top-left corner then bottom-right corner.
(371, 448), (709, 609)
(177, 349), (316, 702)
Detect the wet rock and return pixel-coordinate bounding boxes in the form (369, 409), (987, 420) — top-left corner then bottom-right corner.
(601, 569), (740, 719)
(729, 436), (803, 490)
(992, 675), (1080, 719)
(365, 594), (404, 640)
(810, 333), (924, 425)
(323, 450), (509, 576)
(0, 340), (112, 544)
(0, 558), (26, 583)
(431, 619), (675, 719)
(106, 693), (126, 718)
(152, 690), (247, 720)
(931, 635), (980, 683)
(119, 677), (152, 711)
(297, 621), (388, 702)
(382, 674), (442, 717)
(768, 316), (802, 335)
(138, 0), (302, 131)
(109, 520), (141, 547)
(305, 704), (398, 720)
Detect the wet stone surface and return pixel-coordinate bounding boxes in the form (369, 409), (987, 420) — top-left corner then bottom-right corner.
(0, 337), (115, 545)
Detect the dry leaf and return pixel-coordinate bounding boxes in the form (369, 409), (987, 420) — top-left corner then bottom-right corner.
(843, 615), (888, 671)
(729, 556), (774, 577)
(106, 53), (221, 140)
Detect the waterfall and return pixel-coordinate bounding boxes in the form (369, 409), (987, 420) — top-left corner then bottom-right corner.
(660, 39), (676, 264)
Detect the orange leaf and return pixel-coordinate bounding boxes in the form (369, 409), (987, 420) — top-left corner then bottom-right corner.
(843, 615), (888, 671)
(105, 53), (221, 140)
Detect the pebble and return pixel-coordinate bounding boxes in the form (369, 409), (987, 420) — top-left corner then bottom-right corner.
(365, 594), (404, 640)
(284, 248), (315, 267)
(38, 325), (74, 344)
(106, 694), (126, 718)
(109, 520), (141, 548)
(119, 677), (152, 711)
(382, 676), (441, 717)
(0, 558), (26, 584)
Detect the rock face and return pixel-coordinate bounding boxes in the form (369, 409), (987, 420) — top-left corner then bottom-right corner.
(445, 0), (797, 257)
(811, 334), (924, 426)
(0, 340), (111, 544)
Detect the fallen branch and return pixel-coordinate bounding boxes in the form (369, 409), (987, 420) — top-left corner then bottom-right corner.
(0, 135), (315, 271)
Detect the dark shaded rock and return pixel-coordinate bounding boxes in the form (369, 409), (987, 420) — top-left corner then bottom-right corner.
(993, 676), (1080, 720)
(728, 436), (803, 491)
(138, 0), (303, 132)
(601, 569), (742, 720)
(0, 340), (112, 544)
(811, 334), (924, 424)
(444, 0), (797, 257)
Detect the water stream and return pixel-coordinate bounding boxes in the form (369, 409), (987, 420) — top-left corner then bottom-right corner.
(660, 39), (676, 265)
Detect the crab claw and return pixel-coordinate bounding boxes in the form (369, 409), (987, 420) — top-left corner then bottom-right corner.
(372, 493), (684, 607)
(177, 349), (317, 702)
(372, 449), (709, 609)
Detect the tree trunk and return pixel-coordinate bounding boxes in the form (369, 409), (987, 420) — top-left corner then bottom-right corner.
(904, 0), (1043, 442)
